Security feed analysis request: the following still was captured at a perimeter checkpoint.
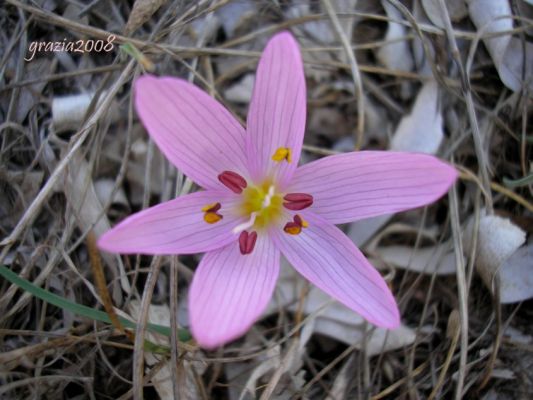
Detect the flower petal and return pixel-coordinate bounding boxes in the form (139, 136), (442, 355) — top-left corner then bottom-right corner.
(246, 32), (306, 188)
(270, 212), (399, 329)
(189, 234), (280, 349)
(288, 151), (458, 224)
(135, 75), (248, 190)
(98, 191), (245, 255)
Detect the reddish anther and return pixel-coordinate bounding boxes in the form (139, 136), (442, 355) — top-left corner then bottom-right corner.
(218, 171), (248, 194)
(239, 230), (258, 255)
(283, 193), (313, 210)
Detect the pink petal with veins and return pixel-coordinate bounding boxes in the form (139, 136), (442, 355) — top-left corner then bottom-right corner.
(135, 75), (249, 191)
(189, 234), (279, 349)
(289, 151), (458, 224)
(246, 31), (307, 189)
(271, 212), (400, 329)
(98, 191), (244, 255)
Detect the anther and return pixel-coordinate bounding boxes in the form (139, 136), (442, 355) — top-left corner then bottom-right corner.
(283, 193), (313, 211)
(218, 171), (247, 194)
(272, 147), (292, 163)
(283, 214), (309, 235)
(239, 231), (258, 255)
(202, 202), (223, 224)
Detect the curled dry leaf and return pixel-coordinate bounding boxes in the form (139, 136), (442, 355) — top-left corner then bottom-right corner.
(467, 0), (533, 92)
(464, 212), (527, 302)
(124, 0), (168, 36)
(377, 0), (414, 73)
(52, 92), (120, 133)
(391, 80), (444, 154)
(128, 301), (206, 399)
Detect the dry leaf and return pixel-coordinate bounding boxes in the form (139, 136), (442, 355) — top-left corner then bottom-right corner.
(15, 58), (51, 122)
(216, 0), (256, 37)
(224, 74), (255, 103)
(124, 0), (168, 35)
(64, 152), (130, 297)
(377, 241), (457, 275)
(391, 80), (443, 154)
(286, 0), (358, 81)
(377, 0), (414, 73)
(467, 0), (533, 92)
(464, 212), (527, 302)
(496, 244), (533, 303)
(421, 0), (468, 28)
(52, 92), (119, 133)
(128, 301), (206, 399)
(347, 215), (392, 247)
(266, 263), (416, 356)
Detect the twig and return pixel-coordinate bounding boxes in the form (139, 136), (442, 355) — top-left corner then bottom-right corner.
(449, 170), (469, 400)
(322, 0), (365, 150)
(437, 0), (493, 213)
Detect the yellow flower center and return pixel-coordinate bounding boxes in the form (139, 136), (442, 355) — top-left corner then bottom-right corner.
(237, 181), (283, 231)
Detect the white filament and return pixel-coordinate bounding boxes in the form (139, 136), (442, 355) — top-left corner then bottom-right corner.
(232, 212), (257, 234)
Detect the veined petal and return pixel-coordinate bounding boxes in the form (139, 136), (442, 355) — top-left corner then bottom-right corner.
(135, 75), (248, 190)
(189, 234), (280, 349)
(270, 212), (399, 329)
(288, 151), (458, 224)
(246, 32), (306, 188)
(98, 191), (244, 255)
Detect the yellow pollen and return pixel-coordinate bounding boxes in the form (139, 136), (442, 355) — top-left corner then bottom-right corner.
(300, 218), (309, 228)
(203, 211), (222, 224)
(285, 225), (301, 235)
(272, 147), (292, 163)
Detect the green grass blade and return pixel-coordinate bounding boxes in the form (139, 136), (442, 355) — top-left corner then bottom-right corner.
(0, 265), (191, 341)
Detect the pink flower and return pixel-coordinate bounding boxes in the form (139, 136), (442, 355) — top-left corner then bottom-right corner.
(98, 32), (457, 349)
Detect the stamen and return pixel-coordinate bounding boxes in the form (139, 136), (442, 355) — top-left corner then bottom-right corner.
(239, 231), (258, 255)
(218, 171), (247, 194)
(201, 202), (221, 212)
(272, 147), (292, 163)
(232, 212), (257, 234)
(283, 222), (302, 235)
(283, 193), (313, 211)
(202, 202), (223, 224)
(204, 212), (223, 224)
(283, 214), (309, 235)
